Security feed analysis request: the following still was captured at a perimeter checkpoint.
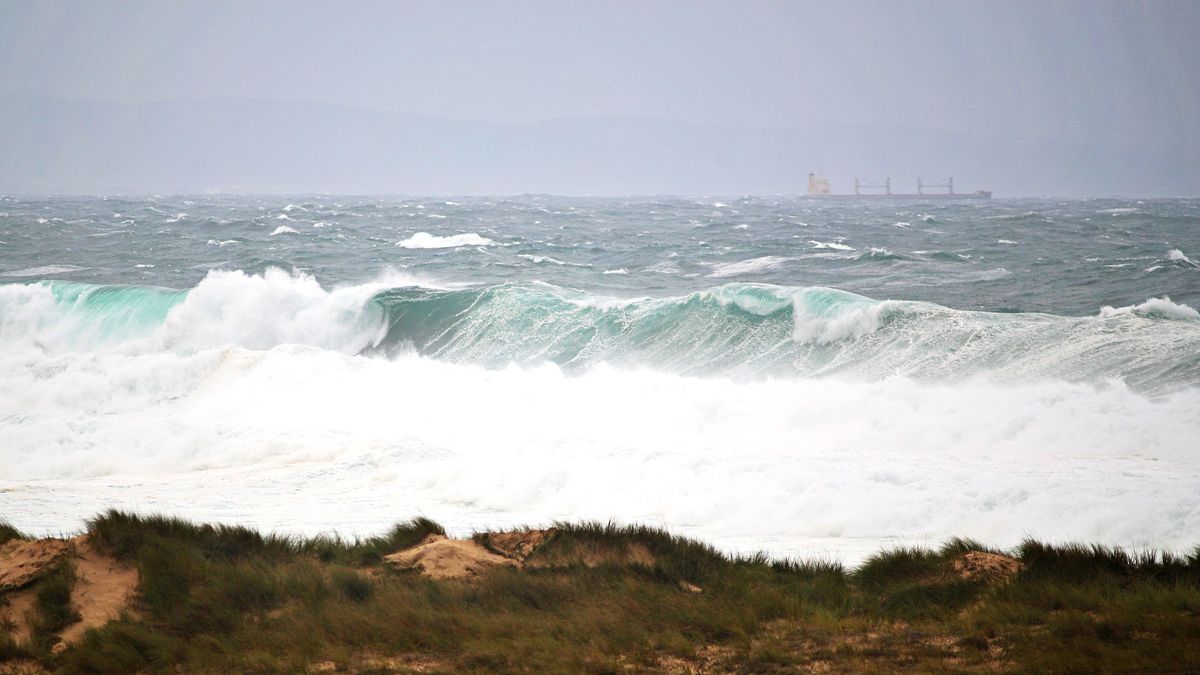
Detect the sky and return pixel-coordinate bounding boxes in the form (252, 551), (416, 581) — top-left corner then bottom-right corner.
(1, 0), (1197, 195)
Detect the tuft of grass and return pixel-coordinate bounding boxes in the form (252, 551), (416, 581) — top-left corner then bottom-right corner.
(331, 569), (374, 603)
(0, 633), (29, 661)
(56, 620), (176, 675)
(1018, 540), (1200, 584)
(89, 510), (445, 568)
(298, 517), (445, 566)
(0, 521), (26, 546)
(546, 520), (737, 584)
(89, 510), (300, 562)
(854, 546), (946, 589)
(29, 560), (81, 655)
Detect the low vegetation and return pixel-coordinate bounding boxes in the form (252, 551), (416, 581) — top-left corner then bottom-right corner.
(1, 511), (1198, 673)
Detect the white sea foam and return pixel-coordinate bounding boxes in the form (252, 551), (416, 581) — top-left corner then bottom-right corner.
(397, 232), (494, 249)
(519, 254), (563, 265)
(2, 348), (1198, 562)
(808, 240), (854, 251)
(1168, 249), (1198, 268)
(707, 256), (792, 278)
(997, 239), (1018, 245)
(270, 225), (299, 236)
(647, 261), (680, 275)
(602, 268), (629, 275)
(1100, 296), (1200, 321)
(0, 264), (86, 278)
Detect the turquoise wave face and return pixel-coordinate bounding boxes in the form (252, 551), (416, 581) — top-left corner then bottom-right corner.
(370, 282), (806, 373)
(368, 281), (1200, 390)
(38, 280), (188, 346)
(4, 272), (1199, 393)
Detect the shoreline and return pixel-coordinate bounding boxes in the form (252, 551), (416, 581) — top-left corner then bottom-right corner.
(3, 510), (1199, 673)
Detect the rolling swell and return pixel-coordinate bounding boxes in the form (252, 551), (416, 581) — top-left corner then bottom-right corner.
(3, 268), (1199, 391)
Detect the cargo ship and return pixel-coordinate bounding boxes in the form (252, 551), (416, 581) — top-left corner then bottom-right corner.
(807, 173), (991, 199)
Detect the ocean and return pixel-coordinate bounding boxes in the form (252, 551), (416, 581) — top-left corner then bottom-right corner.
(1, 194), (1198, 562)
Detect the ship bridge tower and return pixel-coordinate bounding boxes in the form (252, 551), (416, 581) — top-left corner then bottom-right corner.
(807, 172), (831, 195)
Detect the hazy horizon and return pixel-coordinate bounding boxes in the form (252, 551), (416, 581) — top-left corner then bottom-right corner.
(2, 1), (1198, 196)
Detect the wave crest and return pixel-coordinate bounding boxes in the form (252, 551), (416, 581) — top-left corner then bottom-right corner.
(1100, 296), (1200, 321)
(3, 269), (1199, 392)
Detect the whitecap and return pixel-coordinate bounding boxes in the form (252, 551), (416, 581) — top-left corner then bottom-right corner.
(707, 255), (792, 278)
(397, 232), (494, 249)
(1099, 296), (1199, 321)
(1167, 249), (1198, 268)
(808, 240), (854, 251)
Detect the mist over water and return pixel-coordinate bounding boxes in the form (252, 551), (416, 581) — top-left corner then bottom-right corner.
(2, 195), (1199, 561)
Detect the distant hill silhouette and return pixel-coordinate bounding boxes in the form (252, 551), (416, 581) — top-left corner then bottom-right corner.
(1, 96), (1194, 196)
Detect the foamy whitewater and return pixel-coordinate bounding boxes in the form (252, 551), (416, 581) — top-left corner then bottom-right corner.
(2, 195), (1199, 562)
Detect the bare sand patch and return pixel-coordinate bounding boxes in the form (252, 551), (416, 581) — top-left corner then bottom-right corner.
(0, 537), (138, 650)
(384, 534), (516, 580)
(0, 540), (71, 592)
(57, 539), (138, 647)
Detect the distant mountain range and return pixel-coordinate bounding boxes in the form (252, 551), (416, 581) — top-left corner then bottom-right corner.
(1, 96), (1195, 196)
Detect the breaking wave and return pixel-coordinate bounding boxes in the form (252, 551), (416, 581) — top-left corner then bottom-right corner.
(3, 268), (1199, 392)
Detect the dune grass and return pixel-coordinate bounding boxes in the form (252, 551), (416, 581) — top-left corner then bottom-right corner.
(0, 521), (26, 547)
(2, 510), (1199, 673)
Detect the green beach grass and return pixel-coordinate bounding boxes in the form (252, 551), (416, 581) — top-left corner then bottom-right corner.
(2, 511), (1199, 673)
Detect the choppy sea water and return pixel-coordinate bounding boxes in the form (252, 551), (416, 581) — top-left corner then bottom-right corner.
(1, 195), (1198, 563)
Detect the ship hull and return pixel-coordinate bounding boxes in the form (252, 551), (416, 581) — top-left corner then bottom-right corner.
(809, 191), (992, 200)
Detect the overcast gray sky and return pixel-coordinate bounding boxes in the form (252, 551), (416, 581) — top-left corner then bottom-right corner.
(1, 0), (1197, 195)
